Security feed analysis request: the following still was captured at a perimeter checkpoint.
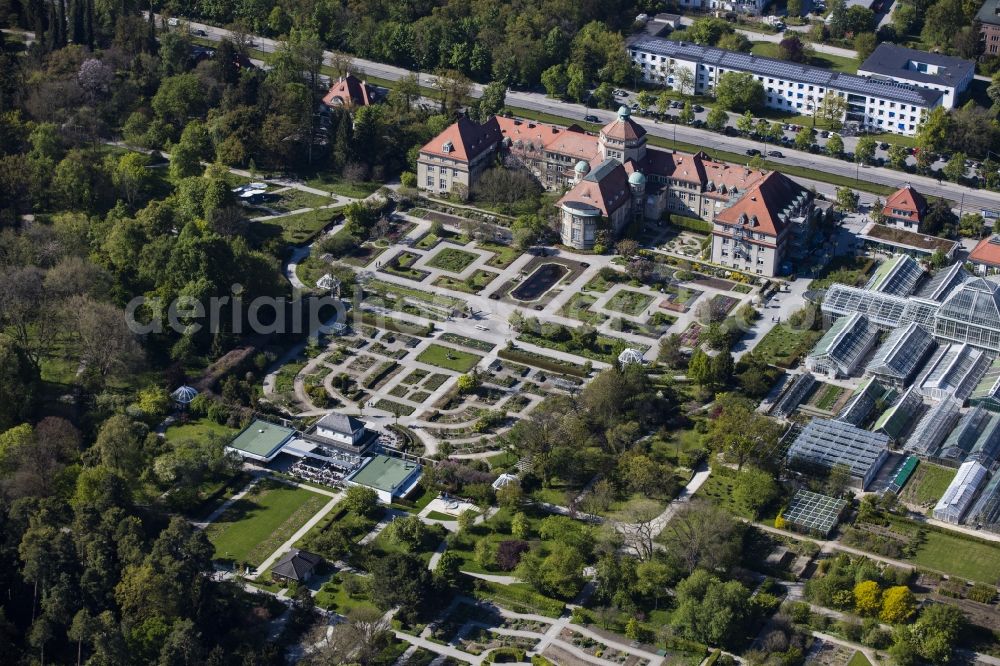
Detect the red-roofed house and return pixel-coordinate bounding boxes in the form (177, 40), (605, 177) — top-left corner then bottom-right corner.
(557, 159), (640, 249)
(882, 184), (928, 231)
(416, 116), (502, 195)
(322, 73), (376, 109)
(969, 235), (1000, 275)
(711, 171), (822, 276)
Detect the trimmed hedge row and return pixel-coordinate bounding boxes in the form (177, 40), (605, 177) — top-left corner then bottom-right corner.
(356, 310), (434, 337)
(365, 360), (399, 389)
(472, 580), (565, 618)
(667, 214), (712, 234)
(498, 347), (589, 378)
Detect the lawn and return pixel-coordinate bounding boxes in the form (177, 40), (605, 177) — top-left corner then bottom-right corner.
(887, 517), (1000, 584)
(416, 344), (483, 373)
(438, 333), (496, 352)
(750, 42), (858, 73)
(753, 323), (823, 368)
(302, 174), (382, 199)
(425, 510), (458, 521)
(847, 652), (873, 666)
(433, 269), (498, 294)
(267, 189), (333, 213)
(898, 463), (957, 507)
(382, 251), (430, 282)
(812, 384), (845, 411)
(479, 241), (522, 269)
(605, 289), (655, 316)
(205, 480), (329, 566)
(251, 206), (346, 245)
(427, 247), (478, 273)
(559, 293), (608, 325)
(314, 572), (380, 615)
(364, 279), (466, 311)
(583, 270), (628, 292)
(163, 418), (235, 445)
(487, 451), (519, 470)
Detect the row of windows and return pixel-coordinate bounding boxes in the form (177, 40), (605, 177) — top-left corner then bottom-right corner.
(425, 165), (459, 177)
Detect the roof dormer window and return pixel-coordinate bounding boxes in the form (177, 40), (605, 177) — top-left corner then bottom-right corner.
(442, 141), (453, 153)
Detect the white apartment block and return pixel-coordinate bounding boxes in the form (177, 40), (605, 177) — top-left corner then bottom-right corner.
(675, 0), (766, 15)
(857, 43), (974, 109)
(629, 38), (943, 136)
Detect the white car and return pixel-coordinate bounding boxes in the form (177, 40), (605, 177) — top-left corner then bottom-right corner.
(167, 17), (179, 26)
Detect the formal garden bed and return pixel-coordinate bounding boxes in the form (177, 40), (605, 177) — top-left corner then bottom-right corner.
(433, 270), (499, 294)
(381, 251), (431, 282)
(605, 289), (655, 317)
(559, 293), (608, 325)
(427, 247), (479, 273)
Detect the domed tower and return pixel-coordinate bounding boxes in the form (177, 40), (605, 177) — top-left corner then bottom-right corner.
(574, 159), (590, 184)
(599, 106), (648, 163)
(628, 170), (646, 220)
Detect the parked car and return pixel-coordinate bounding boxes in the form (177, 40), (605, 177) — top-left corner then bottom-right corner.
(809, 144), (821, 153)
(168, 17), (179, 26)
(724, 126), (738, 136)
(879, 142), (889, 150)
(820, 130), (829, 138)
(692, 104), (704, 112)
(768, 150), (784, 158)
(193, 28), (207, 36)
(631, 102), (639, 110)
(671, 100), (682, 108)
(692, 119), (705, 128)
(746, 148), (761, 156)
(584, 115), (599, 123)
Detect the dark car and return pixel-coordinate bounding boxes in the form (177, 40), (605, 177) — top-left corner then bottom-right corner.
(820, 130), (829, 138)
(746, 148), (761, 156)
(583, 115), (599, 123)
(724, 126), (738, 136)
(768, 150), (784, 158)
(809, 144), (821, 153)
(692, 104), (704, 113)
(193, 28), (207, 36)
(671, 100), (682, 108)
(692, 119), (705, 128)
(879, 142), (889, 150)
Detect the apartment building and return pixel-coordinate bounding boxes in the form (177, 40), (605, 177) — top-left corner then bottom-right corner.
(628, 38), (942, 136)
(857, 44), (973, 109)
(978, 0), (1000, 55)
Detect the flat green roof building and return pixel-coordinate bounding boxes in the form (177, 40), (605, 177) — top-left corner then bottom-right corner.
(347, 454), (422, 502)
(227, 419), (296, 462)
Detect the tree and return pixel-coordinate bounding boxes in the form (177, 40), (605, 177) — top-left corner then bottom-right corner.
(635, 560), (674, 610)
(656, 90), (672, 116)
(736, 110), (755, 135)
(880, 586), (917, 624)
(916, 107), (951, 152)
(343, 485), (379, 518)
(566, 64), (587, 103)
(788, 0), (803, 16)
(511, 512), (530, 540)
(687, 348), (713, 389)
(367, 553), (434, 625)
(854, 580), (881, 616)
(795, 127), (813, 150)
(671, 570), (751, 648)
(854, 32), (878, 60)
(679, 101), (694, 125)
(674, 67), (695, 96)
(818, 92), (847, 129)
(921, 200), (958, 236)
(478, 81), (507, 121)
(835, 187), (860, 212)
(658, 333), (686, 369)
(732, 467), (779, 519)
(710, 395), (784, 470)
(434, 69), (472, 114)
(637, 91), (654, 111)
(921, 0), (967, 47)
(778, 35), (808, 63)
(706, 106), (729, 132)
(943, 152), (967, 183)
(688, 18), (734, 46)
(826, 133), (844, 156)
(715, 72), (765, 112)
(541, 64), (568, 98)
(717, 33), (752, 52)
(855, 136), (877, 165)
(888, 144), (909, 169)
(958, 213), (985, 238)
(519, 541), (584, 599)
(905, 602), (965, 664)
(593, 82), (615, 109)
(659, 501), (743, 575)
(456, 373), (480, 394)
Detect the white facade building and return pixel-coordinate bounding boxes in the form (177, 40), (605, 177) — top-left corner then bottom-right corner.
(628, 38), (943, 136)
(857, 43), (974, 110)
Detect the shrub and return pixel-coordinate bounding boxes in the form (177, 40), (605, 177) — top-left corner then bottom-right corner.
(668, 214), (712, 234)
(496, 540), (530, 571)
(968, 583), (996, 604)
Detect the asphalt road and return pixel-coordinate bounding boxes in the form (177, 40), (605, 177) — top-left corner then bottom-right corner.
(170, 15), (1000, 213)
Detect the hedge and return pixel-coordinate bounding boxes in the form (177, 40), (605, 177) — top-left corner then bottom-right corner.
(667, 214), (712, 234)
(365, 361), (399, 389)
(356, 310), (434, 337)
(472, 580), (565, 617)
(488, 647), (526, 663)
(497, 347), (590, 378)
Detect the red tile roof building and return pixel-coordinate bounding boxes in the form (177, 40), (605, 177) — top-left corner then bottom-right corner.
(882, 184), (928, 231)
(969, 236), (1000, 275)
(711, 171), (822, 276)
(321, 73), (376, 108)
(415, 107), (827, 272)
